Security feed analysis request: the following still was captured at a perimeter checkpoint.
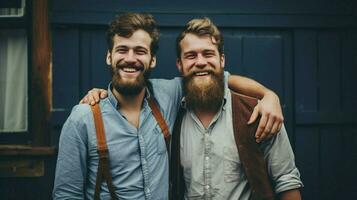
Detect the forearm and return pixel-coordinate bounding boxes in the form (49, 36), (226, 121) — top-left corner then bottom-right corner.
(228, 74), (284, 139)
(228, 75), (273, 99)
(278, 189), (302, 200)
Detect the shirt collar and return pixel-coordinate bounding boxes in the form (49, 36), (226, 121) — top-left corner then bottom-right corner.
(107, 82), (152, 110)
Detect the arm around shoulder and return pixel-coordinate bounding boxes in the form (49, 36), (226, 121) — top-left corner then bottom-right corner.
(228, 74), (269, 98)
(228, 74), (284, 141)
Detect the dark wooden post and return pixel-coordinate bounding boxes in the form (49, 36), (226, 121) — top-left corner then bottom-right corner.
(31, 0), (52, 146)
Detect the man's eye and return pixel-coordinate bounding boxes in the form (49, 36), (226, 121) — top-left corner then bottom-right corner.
(117, 49), (127, 53)
(204, 52), (215, 57)
(185, 54), (195, 59)
(136, 50), (147, 55)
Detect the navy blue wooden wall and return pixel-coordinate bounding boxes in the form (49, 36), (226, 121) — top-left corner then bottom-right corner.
(50, 1), (357, 199)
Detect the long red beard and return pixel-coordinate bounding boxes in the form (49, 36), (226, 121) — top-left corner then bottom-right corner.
(183, 70), (224, 112)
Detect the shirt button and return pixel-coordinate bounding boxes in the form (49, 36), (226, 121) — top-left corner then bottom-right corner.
(205, 185), (210, 189)
(205, 156), (210, 161)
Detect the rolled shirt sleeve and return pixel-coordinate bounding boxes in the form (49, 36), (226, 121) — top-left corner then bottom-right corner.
(261, 124), (303, 194)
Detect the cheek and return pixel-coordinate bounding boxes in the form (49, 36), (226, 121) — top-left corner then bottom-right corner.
(181, 65), (190, 74)
(182, 60), (194, 70)
(112, 53), (125, 62)
(135, 55), (150, 63)
(209, 59), (222, 68)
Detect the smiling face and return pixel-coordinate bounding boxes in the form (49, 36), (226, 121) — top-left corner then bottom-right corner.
(106, 29), (156, 95)
(177, 33), (225, 112)
(177, 33), (225, 81)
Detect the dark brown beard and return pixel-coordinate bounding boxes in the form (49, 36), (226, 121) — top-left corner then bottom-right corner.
(183, 70), (224, 113)
(111, 62), (151, 95)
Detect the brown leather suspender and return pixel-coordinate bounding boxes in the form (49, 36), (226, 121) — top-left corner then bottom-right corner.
(147, 97), (171, 151)
(90, 97), (171, 200)
(147, 97), (172, 199)
(91, 104), (118, 200)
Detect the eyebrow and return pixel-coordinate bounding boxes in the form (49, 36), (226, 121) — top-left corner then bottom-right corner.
(134, 46), (149, 51)
(114, 45), (149, 51)
(183, 49), (216, 55)
(114, 45), (128, 50)
(203, 49), (216, 53)
(183, 51), (195, 55)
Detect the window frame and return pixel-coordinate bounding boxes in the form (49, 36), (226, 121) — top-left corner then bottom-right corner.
(0, 0), (52, 147)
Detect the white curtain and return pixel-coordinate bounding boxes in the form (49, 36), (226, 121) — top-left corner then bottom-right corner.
(0, 29), (28, 132)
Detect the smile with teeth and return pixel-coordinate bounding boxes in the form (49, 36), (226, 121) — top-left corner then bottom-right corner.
(194, 71), (210, 76)
(121, 67), (140, 73)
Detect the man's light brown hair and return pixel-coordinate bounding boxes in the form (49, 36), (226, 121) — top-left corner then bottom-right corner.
(106, 12), (160, 55)
(176, 17), (224, 58)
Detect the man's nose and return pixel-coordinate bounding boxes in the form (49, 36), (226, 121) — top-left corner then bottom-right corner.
(124, 50), (136, 63)
(195, 54), (207, 68)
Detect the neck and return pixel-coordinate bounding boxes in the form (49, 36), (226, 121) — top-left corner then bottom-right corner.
(112, 88), (146, 111)
(112, 87), (146, 128)
(194, 109), (218, 129)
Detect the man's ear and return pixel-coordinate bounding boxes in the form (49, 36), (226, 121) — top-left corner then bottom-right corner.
(176, 58), (183, 73)
(106, 51), (112, 65)
(220, 53), (225, 68)
(149, 56), (157, 69)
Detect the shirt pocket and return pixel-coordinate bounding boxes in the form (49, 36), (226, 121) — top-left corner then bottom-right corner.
(154, 125), (167, 155)
(223, 146), (244, 183)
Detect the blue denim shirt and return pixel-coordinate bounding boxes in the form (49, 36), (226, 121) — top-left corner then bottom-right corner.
(53, 78), (182, 200)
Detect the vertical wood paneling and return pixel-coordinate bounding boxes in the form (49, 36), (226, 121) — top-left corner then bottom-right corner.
(89, 30), (109, 89)
(281, 32), (295, 143)
(152, 29), (179, 79)
(223, 31), (244, 75)
(78, 30), (92, 97)
(294, 28), (357, 199)
(295, 127), (320, 200)
(52, 29), (80, 109)
(318, 32), (341, 112)
(340, 127), (357, 199)
(341, 31), (357, 112)
(242, 34), (284, 95)
(294, 30), (318, 113)
(320, 127), (342, 200)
